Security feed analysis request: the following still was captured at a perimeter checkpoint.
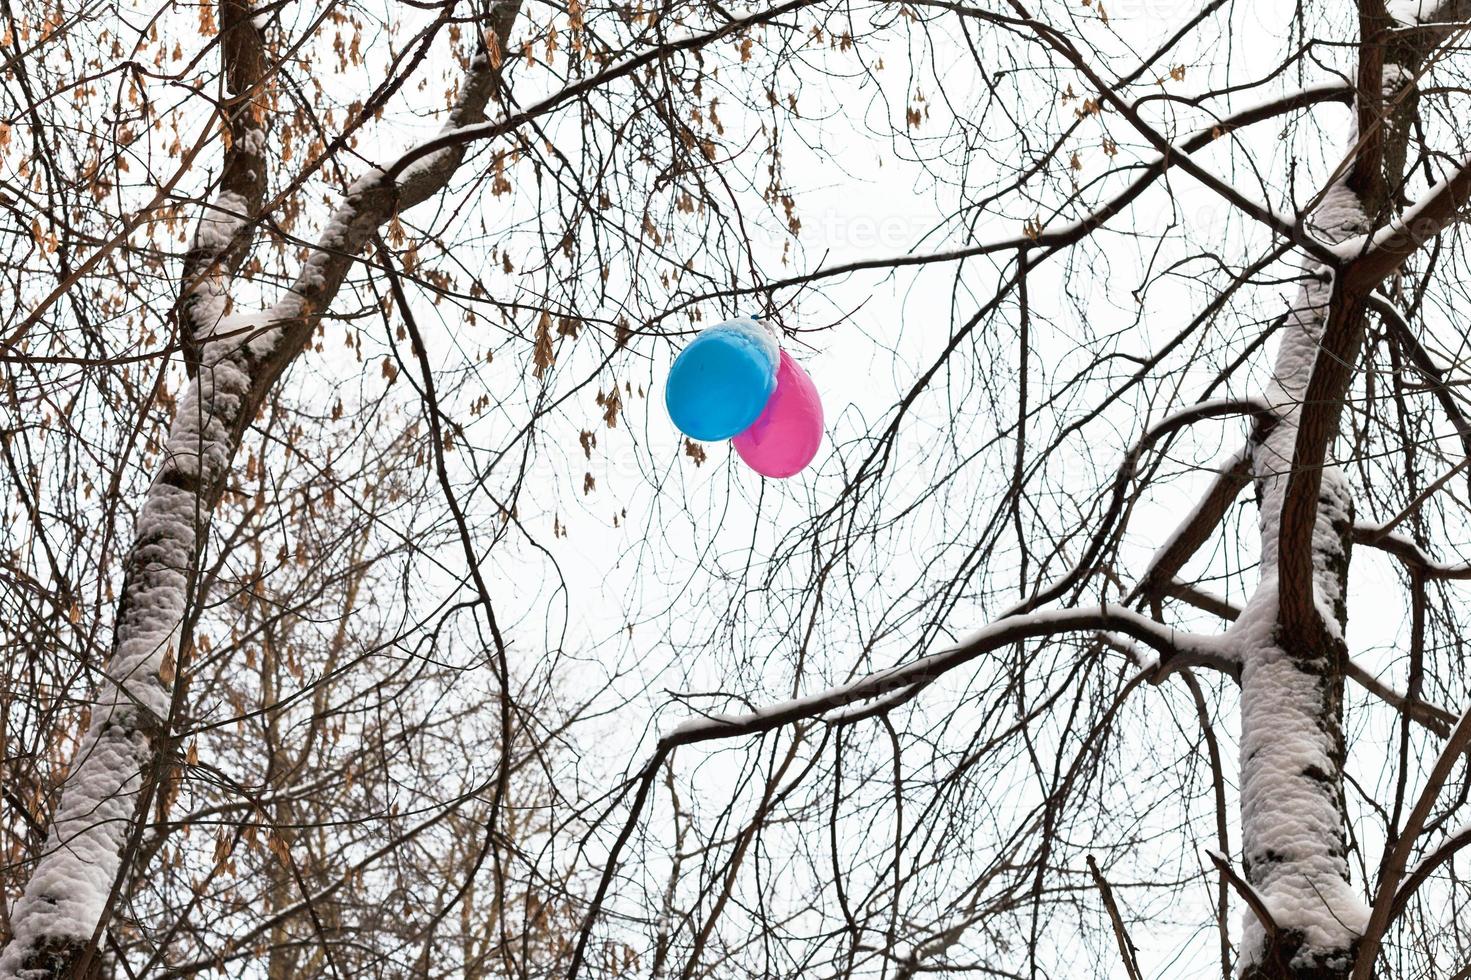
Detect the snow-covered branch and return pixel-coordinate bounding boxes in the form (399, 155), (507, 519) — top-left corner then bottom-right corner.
(1353, 523), (1471, 581)
(660, 605), (1222, 746)
(1154, 580), (1459, 737)
(1339, 158), (1471, 285)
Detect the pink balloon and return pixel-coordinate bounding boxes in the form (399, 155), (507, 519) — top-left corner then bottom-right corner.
(733, 349), (823, 478)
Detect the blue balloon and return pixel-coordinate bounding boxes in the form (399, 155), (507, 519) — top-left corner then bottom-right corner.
(666, 319), (779, 441)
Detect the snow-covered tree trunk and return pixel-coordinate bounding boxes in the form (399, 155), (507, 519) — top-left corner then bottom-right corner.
(1237, 183), (1366, 978)
(1235, 7), (1468, 976)
(0, 3), (521, 976)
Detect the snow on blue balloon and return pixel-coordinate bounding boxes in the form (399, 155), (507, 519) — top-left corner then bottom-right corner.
(665, 317), (779, 441)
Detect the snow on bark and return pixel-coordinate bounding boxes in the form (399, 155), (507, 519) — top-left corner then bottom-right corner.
(0, 722), (150, 979)
(1235, 174), (1370, 975)
(1, 9), (273, 968)
(0, 327), (255, 977)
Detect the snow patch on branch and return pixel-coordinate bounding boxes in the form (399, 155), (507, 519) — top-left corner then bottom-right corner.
(238, 124), (267, 156)
(1330, 158), (1471, 262)
(108, 483), (194, 718)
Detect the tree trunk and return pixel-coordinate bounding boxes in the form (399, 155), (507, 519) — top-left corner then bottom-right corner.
(0, 4), (521, 976)
(1237, 180), (1367, 978)
(1229, 0), (1471, 969)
